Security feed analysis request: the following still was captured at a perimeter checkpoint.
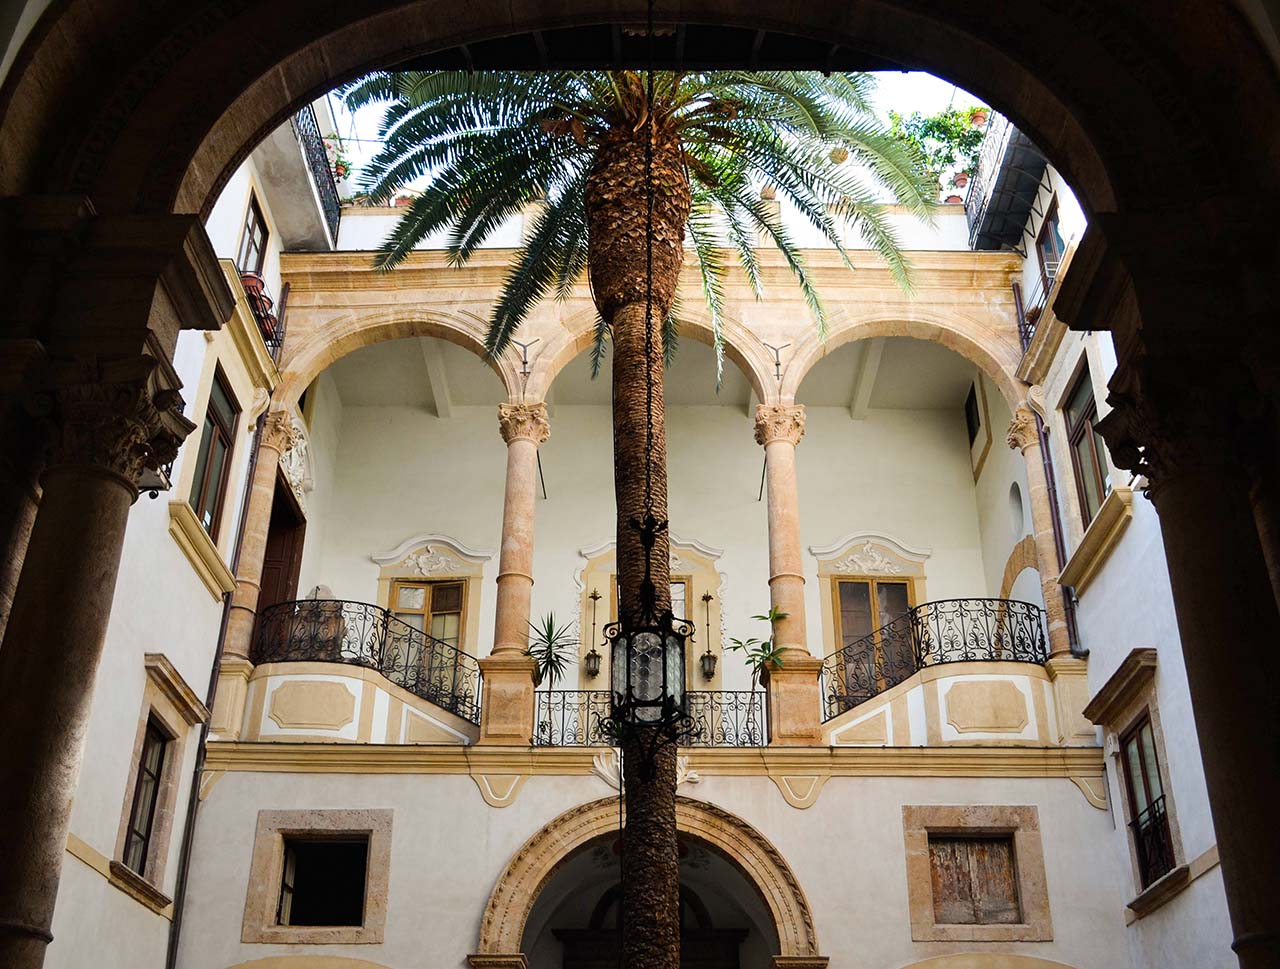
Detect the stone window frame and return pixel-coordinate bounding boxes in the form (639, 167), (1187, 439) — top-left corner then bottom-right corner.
(242, 808), (393, 944)
(902, 804), (1053, 942)
(1081, 648), (1189, 913)
(111, 654), (209, 912)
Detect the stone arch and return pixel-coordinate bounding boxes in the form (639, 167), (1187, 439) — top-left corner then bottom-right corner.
(225, 959), (398, 969)
(275, 309), (522, 408)
(999, 535), (1041, 600)
(476, 795), (820, 958)
(782, 309), (1025, 411)
(529, 305), (775, 404)
(897, 957), (1078, 969)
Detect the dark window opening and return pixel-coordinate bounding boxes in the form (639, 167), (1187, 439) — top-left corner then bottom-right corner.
(189, 368), (240, 539)
(238, 194), (270, 275)
(122, 718), (170, 876)
(1035, 199), (1065, 291)
(1063, 366), (1110, 527)
(964, 384), (981, 445)
(1121, 715), (1176, 888)
(928, 834), (1021, 925)
(277, 837), (369, 926)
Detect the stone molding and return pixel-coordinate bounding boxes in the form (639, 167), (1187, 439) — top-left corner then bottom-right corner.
(167, 500), (236, 600)
(475, 795), (821, 958)
(497, 402), (550, 445)
(370, 532), (494, 569)
(1082, 647), (1158, 727)
(1006, 405), (1039, 452)
(143, 653), (209, 726)
(1057, 485), (1134, 595)
(754, 404), (806, 446)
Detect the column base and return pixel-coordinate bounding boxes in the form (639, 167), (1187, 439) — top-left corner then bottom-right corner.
(763, 652), (824, 746)
(478, 653), (538, 746)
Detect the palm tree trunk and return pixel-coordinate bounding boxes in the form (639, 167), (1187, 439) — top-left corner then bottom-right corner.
(586, 119), (691, 969)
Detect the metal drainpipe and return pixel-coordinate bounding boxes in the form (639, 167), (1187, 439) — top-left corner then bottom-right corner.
(165, 416), (266, 969)
(1035, 411), (1086, 656)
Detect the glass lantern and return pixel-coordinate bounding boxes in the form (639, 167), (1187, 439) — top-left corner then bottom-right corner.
(608, 610), (689, 728)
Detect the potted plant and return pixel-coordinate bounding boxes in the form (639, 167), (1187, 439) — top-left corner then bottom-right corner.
(952, 170), (970, 188)
(726, 607), (789, 691)
(526, 612), (578, 689)
(944, 194), (963, 204)
(969, 107), (989, 127)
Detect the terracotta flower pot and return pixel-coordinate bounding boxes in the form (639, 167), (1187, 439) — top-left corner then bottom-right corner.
(953, 171), (969, 187)
(970, 109), (989, 126)
(945, 194), (963, 203)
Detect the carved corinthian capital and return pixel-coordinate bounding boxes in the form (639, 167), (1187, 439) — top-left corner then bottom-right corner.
(260, 409), (302, 454)
(754, 404), (806, 446)
(498, 402), (550, 445)
(1007, 406), (1039, 452)
(45, 355), (195, 493)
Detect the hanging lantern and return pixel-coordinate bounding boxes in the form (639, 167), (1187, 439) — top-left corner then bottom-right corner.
(699, 591), (716, 680)
(584, 588), (603, 679)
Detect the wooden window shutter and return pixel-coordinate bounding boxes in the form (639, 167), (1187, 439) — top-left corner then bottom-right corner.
(928, 835), (1021, 925)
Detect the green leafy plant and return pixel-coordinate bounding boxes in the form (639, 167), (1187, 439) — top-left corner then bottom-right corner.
(526, 612), (578, 689)
(887, 106), (988, 189)
(726, 607), (790, 688)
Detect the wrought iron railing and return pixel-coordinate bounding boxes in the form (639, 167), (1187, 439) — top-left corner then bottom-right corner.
(821, 598), (1048, 722)
(1012, 259), (1060, 351)
(1130, 795), (1177, 888)
(533, 690), (768, 747)
(963, 112), (1014, 246)
(252, 599), (481, 724)
(291, 104), (342, 244)
(239, 272), (287, 361)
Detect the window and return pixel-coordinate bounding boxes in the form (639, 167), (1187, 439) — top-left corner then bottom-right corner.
(1121, 715), (1176, 888)
(122, 718), (169, 876)
(277, 837), (369, 927)
(237, 194), (269, 275)
(1063, 367), (1110, 526)
(1036, 199), (1066, 289)
(964, 384), (981, 445)
(928, 835), (1022, 925)
(188, 368), (240, 540)
(834, 577), (914, 699)
(391, 579), (465, 648)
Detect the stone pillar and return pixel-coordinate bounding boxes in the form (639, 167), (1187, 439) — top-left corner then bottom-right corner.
(754, 404), (821, 745)
(478, 403), (547, 746)
(1007, 405), (1072, 656)
(211, 409), (299, 738)
(1099, 355), (1280, 969)
(0, 340), (49, 643)
(0, 356), (194, 969)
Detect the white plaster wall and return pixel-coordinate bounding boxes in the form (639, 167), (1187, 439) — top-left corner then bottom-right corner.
(176, 769), (1132, 969)
(203, 158), (288, 296)
(300, 398), (989, 687)
(46, 859), (172, 969)
(297, 369), (344, 595)
(1017, 164), (1088, 299)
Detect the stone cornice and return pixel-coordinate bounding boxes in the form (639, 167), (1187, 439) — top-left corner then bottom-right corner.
(1083, 647), (1158, 726)
(1058, 485), (1135, 595)
(144, 653), (209, 726)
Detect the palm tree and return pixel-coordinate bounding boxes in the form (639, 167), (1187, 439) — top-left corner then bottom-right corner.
(343, 69), (932, 969)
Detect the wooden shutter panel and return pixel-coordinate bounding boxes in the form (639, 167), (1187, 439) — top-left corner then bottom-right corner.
(928, 836), (1021, 925)
(929, 838), (978, 924)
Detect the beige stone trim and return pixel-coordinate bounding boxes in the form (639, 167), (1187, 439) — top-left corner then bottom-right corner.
(1082, 647), (1157, 726)
(998, 535), (1039, 600)
(210, 655), (255, 738)
(1058, 485), (1134, 595)
(219, 259), (282, 396)
(971, 373), (994, 481)
(1123, 843), (1221, 924)
(903, 804), (1053, 942)
(227, 959), (398, 969)
(898, 957), (1077, 969)
(267, 680), (357, 731)
(65, 832), (175, 919)
(241, 808), (393, 944)
(1068, 774), (1108, 810)
(470, 773), (529, 807)
(144, 653), (210, 726)
(167, 500), (236, 599)
(475, 796), (821, 958)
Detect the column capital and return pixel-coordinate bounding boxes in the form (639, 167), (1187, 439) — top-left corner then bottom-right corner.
(1006, 406), (1039, 452)
(754, 404), (805, 446)
(259, 409), (302, 454)
(40, 355), (194, 494)
(497, 402), (550, 445)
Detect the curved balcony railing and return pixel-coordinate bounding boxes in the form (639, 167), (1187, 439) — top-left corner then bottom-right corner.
(252, 599), (481, 725)
(533, 690), (767, 747)
(821, 598), (1048, 722)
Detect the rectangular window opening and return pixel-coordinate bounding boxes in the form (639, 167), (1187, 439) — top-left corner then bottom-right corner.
(964, 384), (981, 445)
(1063, 366), (1110, 527)
(277, 836), (369, 927)
(928, 834), (1022, 925)
(238, 194), (270, 275)
(122, 717), (170, 877)
(1121, 715), (1176, 888)
(188, 367), (241, 540)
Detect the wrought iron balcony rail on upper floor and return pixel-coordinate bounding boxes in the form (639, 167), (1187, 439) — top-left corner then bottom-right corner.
(251, 599), (481, 725)
(1013, 260), (1060, 351)
(821, 598), (1049, 722)
(534, 690), (767, 747)
(1131, 794), (1177, 888)
(239, 271), (287, 361)
(291, 104), (342, 244)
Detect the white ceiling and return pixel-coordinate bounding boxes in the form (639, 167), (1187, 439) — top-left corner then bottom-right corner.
(796, 336), (977, 410)
(327, 336), (507, 408)
(551, 337), (754, 408)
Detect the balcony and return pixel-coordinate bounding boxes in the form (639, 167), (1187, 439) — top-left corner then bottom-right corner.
(1013, 259), (1060, 351)
(249, 101), (341, 250)
(534, 690), (768, 747)
(821, 598), (1049, 722)
(252, 599), (481, 724)
(238, 271), (287, 361)
(963, 112), (1050, 252)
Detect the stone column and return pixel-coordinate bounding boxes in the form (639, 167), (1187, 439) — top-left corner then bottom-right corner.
(1007, 405), (1071, 656)
(0, 356), (193, 969)
(754, 404), (822, 745)
(210, 409), (299, 738)
(478, 403), (547, 746)
(1099, 356), (1280, 969)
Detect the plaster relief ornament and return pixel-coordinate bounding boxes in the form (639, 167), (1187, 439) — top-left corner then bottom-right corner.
(405, 546), (464, 576)
(833, 541), (902, 575)
(592, 749), (700, 790)
(279, 417), (312, 512)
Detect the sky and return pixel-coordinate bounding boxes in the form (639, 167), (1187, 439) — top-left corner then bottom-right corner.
(326, 71), (984, 189)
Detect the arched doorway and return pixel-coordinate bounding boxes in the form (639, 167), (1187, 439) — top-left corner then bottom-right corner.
(475, 796), (822, 965)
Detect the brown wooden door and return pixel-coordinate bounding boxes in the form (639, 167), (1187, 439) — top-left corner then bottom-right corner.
(258, 473), (306, 610)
